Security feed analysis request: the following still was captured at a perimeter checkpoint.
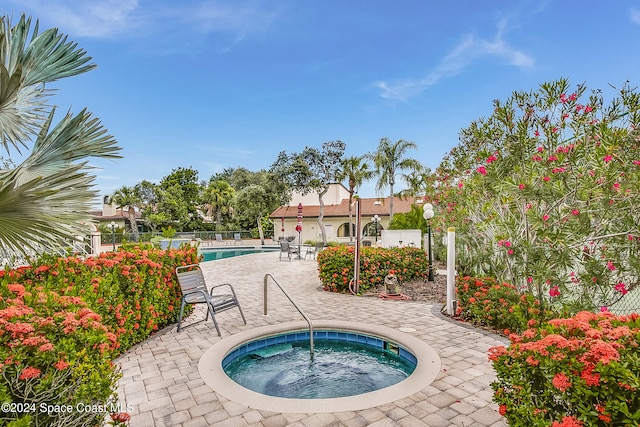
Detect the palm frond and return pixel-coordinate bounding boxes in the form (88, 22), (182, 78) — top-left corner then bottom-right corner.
(15, 108), (120, 185)
(22, 28), (96, 86)
(0, 165), (97, 254)
(0, 13), (122, 259)
(0, 13), (96, 152)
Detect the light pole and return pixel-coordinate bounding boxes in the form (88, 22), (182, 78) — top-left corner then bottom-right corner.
(422, 203), (435, 282)
(371, 214), (381, 244)
(109, 221), (116, 252)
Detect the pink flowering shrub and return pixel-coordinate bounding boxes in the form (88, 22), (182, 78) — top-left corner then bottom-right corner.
(317, 246), (429, 293)
(489, 311), (640, 426)
(0, 246), (200, 426)
(423, 79), (640, 312)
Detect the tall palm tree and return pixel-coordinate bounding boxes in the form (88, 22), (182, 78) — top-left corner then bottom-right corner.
(202, 180), (235, 228)
(368, 138), (420, 219)
(337, 156), (373, 241)
(0, 14), (121, 258)
(112, 186), (142, 236)
(400, 164), (431, 198)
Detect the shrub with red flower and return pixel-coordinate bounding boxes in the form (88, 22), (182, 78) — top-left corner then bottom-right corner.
(0, 245), (199, 426)
(0, 280), (118, 426)
(455, 276), (563, 333)
(317, 246), (429, 293)
(489, 311), (640, 426)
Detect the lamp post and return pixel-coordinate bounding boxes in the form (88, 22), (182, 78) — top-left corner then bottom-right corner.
(422, 203), (435, 282)
(371, 214), (381, 244)
(109, 221), (116, 252)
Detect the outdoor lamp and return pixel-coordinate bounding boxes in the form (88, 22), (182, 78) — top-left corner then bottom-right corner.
(371, 214), (381, 242)
(109, 221), (116, 252)
(422, 204), (435, 281)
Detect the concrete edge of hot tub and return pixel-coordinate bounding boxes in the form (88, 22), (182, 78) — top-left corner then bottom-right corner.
(198, 320), (442, 413)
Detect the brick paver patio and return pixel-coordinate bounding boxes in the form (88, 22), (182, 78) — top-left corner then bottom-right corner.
(114, 251), (509, 426)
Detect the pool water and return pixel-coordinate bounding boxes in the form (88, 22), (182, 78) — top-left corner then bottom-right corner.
(223, 338), (416, 399)
(200, 248), (276, 262)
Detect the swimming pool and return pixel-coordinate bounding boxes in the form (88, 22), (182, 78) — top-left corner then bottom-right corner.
(200, 247), (278, 262)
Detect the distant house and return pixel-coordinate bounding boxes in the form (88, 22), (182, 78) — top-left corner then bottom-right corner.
(89, 195), (144, 231)
(269, 183), (420, 243)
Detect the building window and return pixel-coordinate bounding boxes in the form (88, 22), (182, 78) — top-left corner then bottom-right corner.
(337, 222), (356, 238)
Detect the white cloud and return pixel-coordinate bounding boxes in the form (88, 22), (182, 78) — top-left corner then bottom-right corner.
(375, 20), (534, 102)
(631, 8), (640, 25)
(7, 0), (142, 38)
(6, 0), (279, 43)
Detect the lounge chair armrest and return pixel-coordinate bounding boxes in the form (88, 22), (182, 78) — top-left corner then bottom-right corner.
(209, 283), (239, 298)
(182, 288), (209, 299)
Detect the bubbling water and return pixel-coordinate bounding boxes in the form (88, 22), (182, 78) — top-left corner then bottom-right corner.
(224, 340), (415, 399)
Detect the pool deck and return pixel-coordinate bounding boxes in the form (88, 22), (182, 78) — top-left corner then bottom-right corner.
(115, 252), (509, 427)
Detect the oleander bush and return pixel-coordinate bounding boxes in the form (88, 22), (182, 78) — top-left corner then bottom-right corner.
(489, 311), (640, 426)
(425, 79), (640, 311)
(317, 245), (429, 293)
(0, 246), (200, 426)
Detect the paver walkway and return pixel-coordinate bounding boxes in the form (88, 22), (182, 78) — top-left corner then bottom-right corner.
(114, 252), (509, 426)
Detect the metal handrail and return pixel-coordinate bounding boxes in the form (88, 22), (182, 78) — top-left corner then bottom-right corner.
(263, 273), (314, 357)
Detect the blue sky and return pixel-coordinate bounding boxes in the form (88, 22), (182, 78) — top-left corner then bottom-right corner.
(4, 1), (640, 202)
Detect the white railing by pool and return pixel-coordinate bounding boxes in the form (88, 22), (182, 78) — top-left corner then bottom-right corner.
(263, 273), (314, 357)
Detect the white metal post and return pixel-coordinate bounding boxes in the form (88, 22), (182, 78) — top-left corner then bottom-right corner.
(446, 227), (456, 316)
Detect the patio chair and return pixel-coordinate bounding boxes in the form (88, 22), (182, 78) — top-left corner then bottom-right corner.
(234, 233), (242, 245)
(175, 264), (246, 336)
(215, 234), (224, 246)
(304, 242), (325, 260)
(279, 241), (298, 261)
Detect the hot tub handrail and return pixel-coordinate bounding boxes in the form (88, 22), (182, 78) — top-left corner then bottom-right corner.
(263, 273), (314, 357)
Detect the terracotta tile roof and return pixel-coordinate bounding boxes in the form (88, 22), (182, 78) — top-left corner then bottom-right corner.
(89, 209), (142, 220)
(269, 196), (418, 219)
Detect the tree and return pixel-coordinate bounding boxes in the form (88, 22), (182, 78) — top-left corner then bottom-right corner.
(233, 184), (273, 244)
(271, 141), (345, 244)
(158, 167), (201, 230)
(0, 14), (121, 258)
(207, 168), (289, 234)
(388, 204), (429, 234)
(153, 184), (189, 231)
(202, 179), (235, 228)
(336, 155), (373, 241)
(111, 185), (142, 236)
(400, 164), (431, 198)
(368, 138), (421, 219)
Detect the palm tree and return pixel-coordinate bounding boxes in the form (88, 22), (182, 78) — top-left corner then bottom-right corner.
(0, 14), (121, 258)
(337, 156), (373, 241)
(202, 180), (235, 228)
(368, 138), (421, 219)
(112, 186), (142, 236)
(399, 164), (431, 198)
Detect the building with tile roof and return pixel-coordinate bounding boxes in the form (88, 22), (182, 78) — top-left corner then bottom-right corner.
(269, 183), (420, 243)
